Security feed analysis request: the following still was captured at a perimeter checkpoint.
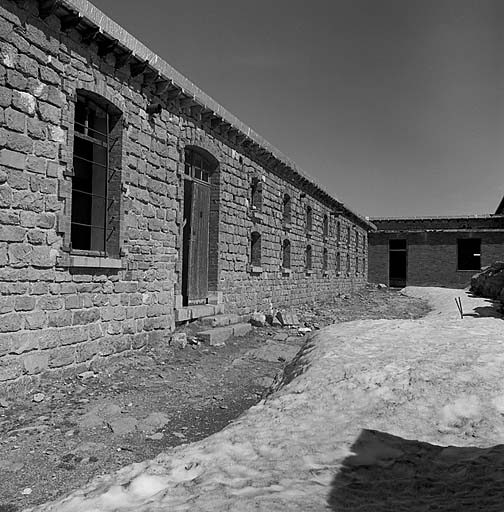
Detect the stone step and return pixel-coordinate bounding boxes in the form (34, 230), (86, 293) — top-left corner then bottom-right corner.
(199, 313), (248, 328)
(197, 323), (253, 346)
(174, 303), (225, 323)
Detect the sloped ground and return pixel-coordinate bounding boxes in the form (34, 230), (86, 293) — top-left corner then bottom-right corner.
(22, 287), (504, 512)
(0, 286), (428, 511)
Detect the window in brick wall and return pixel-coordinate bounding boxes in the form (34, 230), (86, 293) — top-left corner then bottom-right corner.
(346, 252), (350, 273)
(250, 177), (263, 212)
(184, 148), (213, 183)
(323, 247), (328, 272)
(347, 225), (351, 247)
(306, 206), (313, 232)
(282, 193), (292, 225)
(336, 220), (340, 243)
(457, 239), (481, 270)
(305, 245), (312, 271)
(356, 255), (359, 274)
(336, 251), (341, 272)
(71, 92), (122, 256)
(356, 231), (360, 251)
(323, 214), (329, 238)
(251, 231), (262, 267)
(282, 239), (291, 269)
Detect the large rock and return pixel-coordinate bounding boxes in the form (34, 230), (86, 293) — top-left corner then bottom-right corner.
(470, 262), (504, 299)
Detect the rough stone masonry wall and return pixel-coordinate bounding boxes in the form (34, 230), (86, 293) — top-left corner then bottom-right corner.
(369, 230), (504, 288)
(0, 0), (369, 395)
(0, 0), (179, 395)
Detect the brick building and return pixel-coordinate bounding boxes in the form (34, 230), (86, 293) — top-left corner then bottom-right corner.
(368, 215), (504, 288)
(0, 0), (372, 393)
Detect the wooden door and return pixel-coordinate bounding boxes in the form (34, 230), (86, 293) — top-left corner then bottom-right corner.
(182, 180), (210, 305)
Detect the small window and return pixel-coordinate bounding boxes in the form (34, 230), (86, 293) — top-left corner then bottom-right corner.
(323, 214), (329, 238)
(250, 177), (263, 212)
(356, 255), (359, 274)
(71, 92), (122, 255)
(336, 252), (341, 272)
(458, 239), (481, 271)
(306, 206), (313, 232)
(184, 148), (214, 183)
(346, 253), (350, 273)
(305, 245), (312, 271)
(322, 247), (328, 272)
(251, 231), (261, 266)
(347, 226), (351, 247)
(336, 221), (340, 243)
(356, 231), (360, 250)
(282, 193), (291, 224)
(282, 239), (291, 269)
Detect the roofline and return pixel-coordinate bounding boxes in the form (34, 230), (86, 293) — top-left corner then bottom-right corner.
(37, 0), (374, 230)
(370, 214), (502, 222)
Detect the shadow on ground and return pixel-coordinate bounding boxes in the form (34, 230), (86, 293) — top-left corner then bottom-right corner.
(328, 429), (504, 511)
(461, 292), (503, 319)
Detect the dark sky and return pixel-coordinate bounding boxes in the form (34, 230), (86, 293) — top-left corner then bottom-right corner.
(97, 0), (503, 217)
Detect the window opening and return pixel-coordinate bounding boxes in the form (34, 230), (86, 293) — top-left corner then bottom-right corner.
(282, 194), (291, 224)
(184, 148), (212, 183)
(457, 239), (481, 271)
(305, 245), (312, 271)
(306, 206), (313, 232)
(323, 247), (328, 272)
(250, 177), (262, 211)
(251, 231), (261, 267)
(282, 239), (291, 269)
(323, 214), (329, 238)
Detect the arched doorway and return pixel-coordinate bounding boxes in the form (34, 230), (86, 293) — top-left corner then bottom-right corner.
(182, 147), (218, 306)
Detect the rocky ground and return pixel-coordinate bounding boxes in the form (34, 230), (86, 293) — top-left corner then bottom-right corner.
(0, 286), (429, 511)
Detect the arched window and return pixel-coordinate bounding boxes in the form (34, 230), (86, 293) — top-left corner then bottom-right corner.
(250, 176), (263, 212)
(282, 239), (291, 269)
(306, 206), (313, 232)
(322, 247), (328, 272)
(71, 91), (122, 255)
(305, 245), (312, 271)
(323, 214), (329, 238)
(251, 231), (261, 267)
(282, 193), (292, 225)
(184, 148), (216, 182)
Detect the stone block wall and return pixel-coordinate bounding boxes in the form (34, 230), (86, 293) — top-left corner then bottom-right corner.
(0, 0), (371, 395)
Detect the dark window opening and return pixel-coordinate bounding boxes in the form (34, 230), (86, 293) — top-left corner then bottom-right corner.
(323, 247), (328, 272)
(71, 93), (121, 255)
(282, 239), (291, 269)
(389, 239), (407, 287)
(305, 245), (312, 271)
(389, 239), (407, 250)
(250, 177), (263, 212)
(336, 221), (340, 243)
(458, 239), (481, 271)
(346, 253), (350, 273)
(282, 194), (291, 224)
(323, 214), (329, 237)
(347, 226), (351, 247)
(336, 252), (341, 272)
(251, 231), (261, 267)
(306, 206), (313, 232)
(356, 255), (359, 274)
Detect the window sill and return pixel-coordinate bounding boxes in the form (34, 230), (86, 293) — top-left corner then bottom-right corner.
(248, 265), (263, 275)
(249, 210), (263, 223)
(62, 254), (123, 269)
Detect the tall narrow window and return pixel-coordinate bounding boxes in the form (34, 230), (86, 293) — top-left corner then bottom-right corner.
(323, 214), (329, 238)
(336, 221), (340, 243)
(347, 226), (351, 247)
(251, 231), (261, 267)
(346, 252), (350, 273)
(356, 231), (360, 251)
(336, 252), (341, 272)
(306, 206), (313, 232)
(323, 247), (328, 272)
(282, 193), (291, 225)
(250, 177), (262, 212)
(282, 239), (291, 269)
(457, 239), (481, 270)
(71, 92), (122, 255)
(305, 245), (312, 271)
(356, 255), (359, 274)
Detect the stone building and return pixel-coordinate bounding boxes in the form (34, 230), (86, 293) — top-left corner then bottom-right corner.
(0, 0), (372, 393)
(368, 215), (504, 288)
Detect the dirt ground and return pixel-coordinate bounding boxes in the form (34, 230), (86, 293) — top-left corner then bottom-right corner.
(0, 286), (429, 511)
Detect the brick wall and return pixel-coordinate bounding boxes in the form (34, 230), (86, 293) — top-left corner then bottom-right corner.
(369, 221), (504, 288)
(0, 0), (370, 395)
